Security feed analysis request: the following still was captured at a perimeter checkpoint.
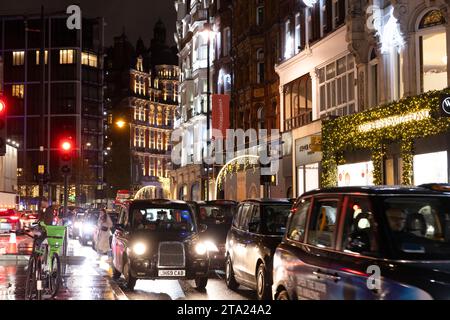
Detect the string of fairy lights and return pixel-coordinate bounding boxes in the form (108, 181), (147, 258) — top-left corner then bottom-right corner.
(321, 89), (450, 187)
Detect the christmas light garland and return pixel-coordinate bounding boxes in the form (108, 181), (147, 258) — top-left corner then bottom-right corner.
(321, 89), (450, 187)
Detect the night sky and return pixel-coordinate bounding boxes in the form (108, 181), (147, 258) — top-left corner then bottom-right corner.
(0, 0), (176, 47)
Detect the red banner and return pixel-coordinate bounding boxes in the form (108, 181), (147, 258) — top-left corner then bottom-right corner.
(212, 94), (230, 139)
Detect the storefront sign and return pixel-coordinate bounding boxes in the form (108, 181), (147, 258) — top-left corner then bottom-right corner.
(440, 95), (450, 116)
(358, 110), (430, 133)
(295, 135), (322, 167)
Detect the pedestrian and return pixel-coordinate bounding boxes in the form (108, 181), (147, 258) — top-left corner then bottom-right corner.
(95, 209), (113, 255)
(38, 197), (54, 226)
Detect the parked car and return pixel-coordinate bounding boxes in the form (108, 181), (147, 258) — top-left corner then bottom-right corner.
(273, 186), (450, 300)
(20, 210), (38, 230)
(111, 199), (210, 290)
(225, 199), (292, 300)
(0, 209), (22, 234)
(195, 200), (237, 270)
(79, 210), (100, 246)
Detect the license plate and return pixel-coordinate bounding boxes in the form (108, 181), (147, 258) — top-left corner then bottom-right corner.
(0, 223), (11, 230)
(158, 269), (185, 277)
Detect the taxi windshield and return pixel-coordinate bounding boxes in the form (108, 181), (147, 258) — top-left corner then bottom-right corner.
(383, 196), (450, 259)
(130, 206), (195, 232)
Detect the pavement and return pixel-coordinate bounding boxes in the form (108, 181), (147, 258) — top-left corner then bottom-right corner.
(0, 235), (254, 300)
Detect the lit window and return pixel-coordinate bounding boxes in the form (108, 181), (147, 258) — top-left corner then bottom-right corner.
(12, 84), (24, 98)
(12, 51), (24, 66)
(295, 13), (301, 54)
(36, 50), (48, 65)
(60, 49), (75, 64)
(418, 10), (447, 93)
(257, 49), (265, 84)
(81, 52), (98, 67)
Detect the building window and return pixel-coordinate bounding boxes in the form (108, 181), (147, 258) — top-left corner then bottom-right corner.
(418, 9), (447, 93)
(12, 51), (24, 66)
(284, 74), (312, 131)
(256, 49), (265, 84)
(257, 106), (265, 130)
(81, 52), (98, 68)
(140, 129), (145, 147)
(60, 49), (75, 64)
(136, 57), (143, 71)
(284, 19), (293, 59)
(318, 54), (356, 117)
(295, 13), (302, 54)
(12, 84), (24, 99)
(222, 27), (231, 57)
(36, 50), (48, 65)
(369, 49), (379, 108)
(256, 4), (264, 26)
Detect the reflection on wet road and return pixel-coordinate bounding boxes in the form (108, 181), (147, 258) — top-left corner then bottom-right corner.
(0, 239), (253, 300)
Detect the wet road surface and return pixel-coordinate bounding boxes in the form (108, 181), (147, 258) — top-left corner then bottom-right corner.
(0, 239), (254, 300)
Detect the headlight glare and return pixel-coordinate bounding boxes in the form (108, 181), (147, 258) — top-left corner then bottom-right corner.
(204, 240), (219, 252)
(195, 242), (207, 255)
(133, 242), (146, 255)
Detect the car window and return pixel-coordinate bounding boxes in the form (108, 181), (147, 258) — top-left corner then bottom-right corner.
(248, 205), (261, 233)
(288, 198), (311, 243)
(341, 196), (379, 256)
(232, 205), (243, 228)
(382, 196), (450, 259)
(239, 204), (253, 231)
(261, 205), (291, 235)
(130, 206), (195, 232)
(307, 200), (339, 248)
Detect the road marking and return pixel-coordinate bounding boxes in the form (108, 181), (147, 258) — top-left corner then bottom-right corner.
(109, 277), (129, 300)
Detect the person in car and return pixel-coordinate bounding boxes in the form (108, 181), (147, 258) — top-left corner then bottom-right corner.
(386, 208), (407, 232)
(132, 210), (146, 230)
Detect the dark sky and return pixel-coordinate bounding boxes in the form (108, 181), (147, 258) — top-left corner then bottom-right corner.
(0, 0), (176, 47)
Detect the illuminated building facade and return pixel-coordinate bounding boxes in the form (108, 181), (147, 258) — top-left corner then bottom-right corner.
(105, 21), (178, 198)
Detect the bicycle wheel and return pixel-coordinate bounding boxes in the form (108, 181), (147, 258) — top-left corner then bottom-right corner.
(49, 253), (61, 298)
(24, 255), (37, 300)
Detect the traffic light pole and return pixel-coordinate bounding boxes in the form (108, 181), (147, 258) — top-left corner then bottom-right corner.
(38, 6), (46, 211)
(63, 173), (68, 220)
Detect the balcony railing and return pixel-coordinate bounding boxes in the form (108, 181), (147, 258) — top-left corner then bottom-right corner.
(284, 110), (313, 131)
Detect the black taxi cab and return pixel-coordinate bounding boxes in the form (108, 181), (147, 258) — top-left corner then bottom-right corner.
(273, 186), (450, 300)
(225, 199), (292, 300)
(111, 199), (210, 290)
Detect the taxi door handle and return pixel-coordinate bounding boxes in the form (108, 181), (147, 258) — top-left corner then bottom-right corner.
(313, 269), (341, 282)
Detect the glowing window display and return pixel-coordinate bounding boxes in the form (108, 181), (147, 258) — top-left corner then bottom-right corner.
(338, 162), (374, 187)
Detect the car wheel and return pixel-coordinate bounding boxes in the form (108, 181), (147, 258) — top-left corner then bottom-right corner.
(123, 260), (136, 290)
(276, 289), (290, 300)
(225, 255), (239, 290)
(256, 264), (271, 300)
(195, 276), (208, 290)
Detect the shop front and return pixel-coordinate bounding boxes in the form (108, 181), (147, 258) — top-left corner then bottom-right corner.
(322, 89), (450, 187)
(294, 133), (322, 197)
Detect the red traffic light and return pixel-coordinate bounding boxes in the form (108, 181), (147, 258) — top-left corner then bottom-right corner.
(61, 140), (72, 152)
(0, 99), (5, 113)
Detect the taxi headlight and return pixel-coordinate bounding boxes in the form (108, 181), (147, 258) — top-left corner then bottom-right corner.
(195, 242), (207, 255)
(133, 242), (147, 255)
(204, 240), (219, 252)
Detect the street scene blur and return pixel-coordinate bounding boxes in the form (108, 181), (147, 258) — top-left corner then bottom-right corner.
(1, 0), (450, 301)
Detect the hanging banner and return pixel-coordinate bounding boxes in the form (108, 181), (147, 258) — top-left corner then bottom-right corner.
(212, 94), (230, 139)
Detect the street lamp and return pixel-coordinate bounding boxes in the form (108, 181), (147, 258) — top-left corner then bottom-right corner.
(201, 0), (213, 201)
(116, 119), (126, 129)
(114, 118), (133, 192)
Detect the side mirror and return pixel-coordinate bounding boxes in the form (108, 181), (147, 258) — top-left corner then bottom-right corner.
(199, 224), (208, 233)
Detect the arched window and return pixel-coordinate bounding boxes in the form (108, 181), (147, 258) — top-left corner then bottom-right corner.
(257, 105), (265, 130)
(417, 9), (447, 93)
(256, 0), (264, 26)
